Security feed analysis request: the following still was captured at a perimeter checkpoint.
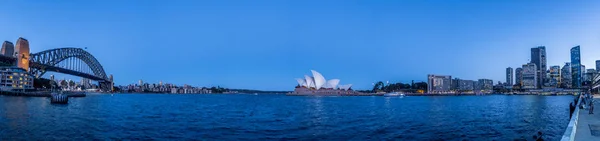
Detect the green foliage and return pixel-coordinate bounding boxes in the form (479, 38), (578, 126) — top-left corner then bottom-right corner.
(372, 81), (428, 93)
(210, 86), (228, 93)
(33, 78), (58, 89)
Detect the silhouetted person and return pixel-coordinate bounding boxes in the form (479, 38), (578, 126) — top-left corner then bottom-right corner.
(590, 100), (594, 114)
(570, 102), (575, 119)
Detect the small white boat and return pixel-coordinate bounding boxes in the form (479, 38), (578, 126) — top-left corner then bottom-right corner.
(384, 92), (405, 97)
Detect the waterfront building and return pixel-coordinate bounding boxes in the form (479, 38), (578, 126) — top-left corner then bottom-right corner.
(473, 81), (481, 90)
(292, 70), (356, 95)
(522, 63), (537, 89)
(459, 79), (475, 91)
(571, 46), (581, 88)
(597, 60), (600, 72)
(477, 79), (493, 91)
(452, 78), (475, 91)
(139, 79), (143, 87)
(1, 41), (14, 57)
(0, 66), (34, 91)
(531, 46), (547, 89)
(581, 65), (586, 80)
(295, 70), (347, 90)
(515, 67), (523, 87)
(561, 63), (572, 88)
(427, 74), (452, 93)
(15, 37), (30, 71)
(549, 65), (561, 88)
(506, 67), (513, 86)
(584, 69), (596, 82)
(451, 78), (460, 90)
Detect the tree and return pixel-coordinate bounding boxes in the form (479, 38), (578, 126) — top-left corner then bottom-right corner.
(68, 80), (76, 89)
(60, 80), (68, 88)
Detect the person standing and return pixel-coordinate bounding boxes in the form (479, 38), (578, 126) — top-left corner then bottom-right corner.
(590, 99), (595, 114)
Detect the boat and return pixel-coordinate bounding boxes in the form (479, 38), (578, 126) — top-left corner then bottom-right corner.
(50, 92), (68, 104)
(384, 92), (405, 97)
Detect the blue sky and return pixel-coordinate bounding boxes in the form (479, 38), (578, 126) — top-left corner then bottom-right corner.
(1, 0), (599, 90)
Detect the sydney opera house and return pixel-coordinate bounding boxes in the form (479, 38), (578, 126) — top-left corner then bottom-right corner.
(290, 70), (359, 95)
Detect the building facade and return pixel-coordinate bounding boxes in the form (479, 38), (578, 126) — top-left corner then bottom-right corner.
(0, 66), (34, 91)
(582, 65), (586, 80)
(427, 74), (452, 93)
(506, 67), (513, 86)
(478, 79), (493, 90)
(571, 46), (582, 88)
(584, 69), (596, 82)
(596, 60), (600, 72)
(531, 46), (547, 88)
(522, 63), (538, 89)
(515, 67), (523, 87)
(452, 78), (475, 91)
(561, 63), (572, 88)
(549, 65), (561, 88)
(15, 37), (30, 71)
(1, 41), (14, 57)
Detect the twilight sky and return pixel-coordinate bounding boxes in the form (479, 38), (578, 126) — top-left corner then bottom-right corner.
(1, 0), (599, 90)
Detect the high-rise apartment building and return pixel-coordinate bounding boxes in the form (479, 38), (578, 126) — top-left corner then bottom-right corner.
(515, 67), (523, 87)
(531, 46), (547, 88)
(506, 67), (513, 86)
(571, 46), (581, 88)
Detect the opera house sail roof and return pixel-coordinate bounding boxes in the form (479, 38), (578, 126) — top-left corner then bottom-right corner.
(295, 70), (353, 91)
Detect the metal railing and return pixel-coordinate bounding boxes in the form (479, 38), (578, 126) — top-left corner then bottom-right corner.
(561, 95), (583, 141)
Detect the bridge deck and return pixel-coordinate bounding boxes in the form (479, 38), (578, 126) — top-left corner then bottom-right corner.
(574, 95), (600, 141)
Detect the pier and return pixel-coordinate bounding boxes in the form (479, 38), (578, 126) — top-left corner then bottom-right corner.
(0, 91), (86, 97)
(567, 95), (600, 141)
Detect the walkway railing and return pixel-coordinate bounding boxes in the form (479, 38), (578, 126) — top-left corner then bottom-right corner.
(561, 95), (582, 141)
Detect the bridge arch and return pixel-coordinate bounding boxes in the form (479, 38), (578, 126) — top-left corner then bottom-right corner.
(29, 48), (109, 81)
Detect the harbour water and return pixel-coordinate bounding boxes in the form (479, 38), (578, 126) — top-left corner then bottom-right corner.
(0, 94), (572, 140)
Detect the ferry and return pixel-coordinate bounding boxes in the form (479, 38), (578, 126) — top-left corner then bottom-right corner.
(384, 92), (405, 97)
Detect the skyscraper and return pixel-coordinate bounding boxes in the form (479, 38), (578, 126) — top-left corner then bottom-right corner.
(549, 65), (561, 88)
(522, 63), (537, 89)
(506, 67), (513, 86)
(596, 60), (600, 72)
(582, 65), (586, 79)
(571, 46), (581, 88)
(561, 63), (572, 88)
(515, 67), (523, 87)
(531, 46), (547, 88)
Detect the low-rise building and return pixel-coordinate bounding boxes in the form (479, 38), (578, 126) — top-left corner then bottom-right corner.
(0, 66), (34, 91)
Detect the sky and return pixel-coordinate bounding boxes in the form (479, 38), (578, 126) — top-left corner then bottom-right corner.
(1, 0), (600, 90)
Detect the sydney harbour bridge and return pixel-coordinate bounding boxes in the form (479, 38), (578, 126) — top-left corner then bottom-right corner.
(0, 38), (113, 91)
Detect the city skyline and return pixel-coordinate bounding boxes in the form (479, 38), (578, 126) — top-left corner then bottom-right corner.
(1, 1), (600, 90)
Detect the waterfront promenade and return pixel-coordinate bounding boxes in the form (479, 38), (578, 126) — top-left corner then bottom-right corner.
(574, 95), (600, 141)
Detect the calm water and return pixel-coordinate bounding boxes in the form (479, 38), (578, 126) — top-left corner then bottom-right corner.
(0, 94), (573, 140)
